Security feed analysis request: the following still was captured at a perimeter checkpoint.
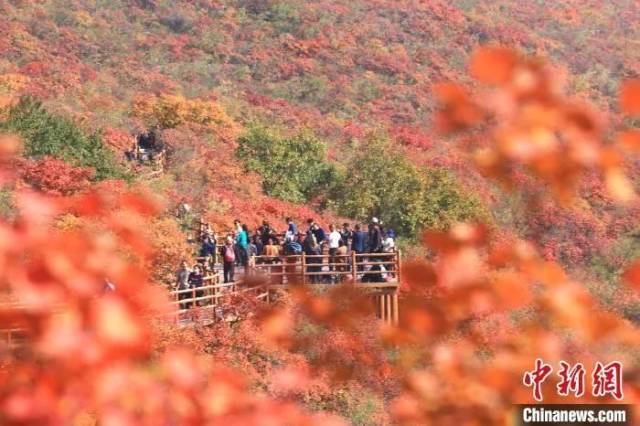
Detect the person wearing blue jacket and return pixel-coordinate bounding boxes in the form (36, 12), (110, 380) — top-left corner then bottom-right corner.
(351, 223), (367, 272)
(200, 234), (216, 258)
(286, 217), (297, 236)
(284, 237), (303, 255)
(311, 223), (326, 246)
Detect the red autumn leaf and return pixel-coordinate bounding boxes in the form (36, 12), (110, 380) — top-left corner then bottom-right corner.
(493, 271), (533, 309)
(618, 130), (640, 152)
(622, 259), (640, 290)
(93, 297), (145, 349)
(433, 82), (470, 104)
(0, 134), (21, 156)
(400, 260), (436, 290)
(620, 79), (640, 115)
(164, 349), (202, 389)
(2, 391), (42, 421)
(433, 82), (483, 132)
(605, 168), (635, 203)
(19, 156), (94, 196)
(258, 307), (293, 347)
(271, 365), (310, 393)
(120, 192), (161, 216)
(470, 47), (518, 85)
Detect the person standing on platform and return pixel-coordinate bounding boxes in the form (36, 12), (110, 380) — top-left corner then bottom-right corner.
(328, 224), (342, 276)
(175, 260), (192, 309)
(222, 237), (236, 283)
(351, 223), (367, 272)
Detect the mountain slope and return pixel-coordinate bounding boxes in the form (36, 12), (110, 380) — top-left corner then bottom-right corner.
(1, 0), (639, 264)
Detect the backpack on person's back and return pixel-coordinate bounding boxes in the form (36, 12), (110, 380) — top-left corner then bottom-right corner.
(303, 231), (318, 254)
(223, 244), (235, 263)
(285, 240), (303, 255)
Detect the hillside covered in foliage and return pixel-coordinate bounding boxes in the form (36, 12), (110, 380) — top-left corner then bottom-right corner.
(1, 1), (640, 424)
(1, 0), (639, 255)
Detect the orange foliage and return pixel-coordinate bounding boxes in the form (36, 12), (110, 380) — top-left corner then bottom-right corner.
(0, 139), (341, 425)
(470, 46), (519, 85)
(437, 48), (638, 203)
(622, 259), (640, 290)
(620, 79), (640, 115)
(0, 73), (28, 117)
(433, 82), (483, 133)
(132, 94), (239, 143)
(2, 45), (640, 425)
(145, 217), (193, 286)
(102, 127), (133, 151)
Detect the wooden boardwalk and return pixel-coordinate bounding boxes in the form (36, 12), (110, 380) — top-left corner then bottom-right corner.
(1, 253), (401, 347)
(173, 252), (400, 324)
(187, 219), (401, 322)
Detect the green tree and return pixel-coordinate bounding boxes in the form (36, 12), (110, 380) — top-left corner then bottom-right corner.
(0, 97), (129, 181)
(331, 134), (488, 236)
(236, 126), (341, 203)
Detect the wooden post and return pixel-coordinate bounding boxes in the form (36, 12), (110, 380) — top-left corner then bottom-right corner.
(385, 293), (392, 323)
(393, 291), (399, 325)
(175, 287), (180, 324)
(392, 294), (396, 323)
(212, 276), (218, 321)
(379, 293), (384, 320)
(301, 252), (306, 285)
(351, 251), (357, 283)
(211, 275), (218, 306)
(374, 294), (378, 318)
(395, 249), (401, 283)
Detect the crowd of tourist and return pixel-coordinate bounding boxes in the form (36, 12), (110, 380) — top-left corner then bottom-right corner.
(174, 217), (397, 306)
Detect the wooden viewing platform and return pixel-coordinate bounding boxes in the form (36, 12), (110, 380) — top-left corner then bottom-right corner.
(1, 253), (401, 347)
(173, 251), (401, 324)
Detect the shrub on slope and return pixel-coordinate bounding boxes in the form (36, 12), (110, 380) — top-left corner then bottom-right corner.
(236, 126), (341, 204)
(0, 97), (129, 181)
(330, 134), (488, 235)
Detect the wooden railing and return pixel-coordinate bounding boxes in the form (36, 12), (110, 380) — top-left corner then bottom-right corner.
(247, 251), (400, 285)
(0, 301), (35, 349)
(169, 273), (269, 323)
(1, 328), (26, 349)
(247, 252), (400, 324)
(1, 250), (401, 348)
(134, 144), (165, 169)
(172, 250), (401, 324)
